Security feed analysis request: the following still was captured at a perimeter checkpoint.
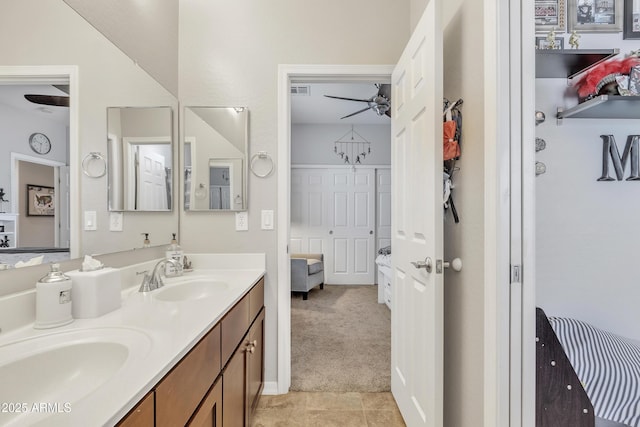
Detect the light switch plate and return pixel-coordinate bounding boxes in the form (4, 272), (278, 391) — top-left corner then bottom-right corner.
(261, 210), (274, 230)
(235, 212), (248, 231)
(109, 212), (123, 231)
(84, 211), (97, 231)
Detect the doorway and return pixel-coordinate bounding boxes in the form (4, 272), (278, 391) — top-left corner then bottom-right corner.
(276, 65), (393, 394)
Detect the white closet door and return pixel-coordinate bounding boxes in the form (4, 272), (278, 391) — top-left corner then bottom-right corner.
(327, 168), (375, 285)
(290, 169), (327, 255)
(376, 169), (392, 251)
(290, 167), (376, 285)
(137, 146), (167, 210)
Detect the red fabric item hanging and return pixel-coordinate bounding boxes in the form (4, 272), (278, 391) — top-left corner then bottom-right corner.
(443, 120), (460, 161)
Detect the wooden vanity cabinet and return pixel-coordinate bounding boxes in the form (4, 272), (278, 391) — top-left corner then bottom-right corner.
(222, 280), (265, 426)
(116, 391), (154, 427)
(116, 277), (265, 427)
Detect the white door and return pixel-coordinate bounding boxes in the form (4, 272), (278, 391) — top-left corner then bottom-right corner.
(390, 1), (443, 426)
(137, 146), (167, 210)
(327, 168), (375, 284)
(290, 168), (327, 255)
(376, 168), (392, 252)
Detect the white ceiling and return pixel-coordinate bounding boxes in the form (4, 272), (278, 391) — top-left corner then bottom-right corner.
(0, 85), (69, 126)
(291, 83), (391, 125)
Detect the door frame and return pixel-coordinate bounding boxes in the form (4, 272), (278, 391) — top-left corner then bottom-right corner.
(0, 65), (79, 258)
(276, 65), (394, 394)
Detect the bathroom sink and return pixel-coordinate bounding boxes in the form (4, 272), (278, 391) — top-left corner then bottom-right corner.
(0, 327), (151, 426)
(154, 280), (230, 302)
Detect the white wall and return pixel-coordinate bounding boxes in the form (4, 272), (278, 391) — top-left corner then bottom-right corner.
(179, 0), (410, 392)
(536, 34), (640, 341)
(62, 0), (179, 96)
(292, 124), (390, 165)
(441, 0), (487, 425)
(0, 0), (179, 258)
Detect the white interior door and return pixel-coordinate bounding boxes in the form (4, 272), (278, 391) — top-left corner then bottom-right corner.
(290, 168), (328, 255)
(376, 168), (392, 252)
(390, 1), (443, 426)
(137, 146), (167, 210)
(328, 168), (375, 285)
(57, 165), (70, 248)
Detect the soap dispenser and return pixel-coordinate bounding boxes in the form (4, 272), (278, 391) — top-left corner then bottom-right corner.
(34, 263), (73, 329)
(165, 233), (184, 276)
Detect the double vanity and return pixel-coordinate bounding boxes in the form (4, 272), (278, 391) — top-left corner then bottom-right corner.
(0, 253), (265, 426)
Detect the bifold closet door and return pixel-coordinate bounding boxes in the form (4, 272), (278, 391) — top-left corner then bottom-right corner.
(290, 168), (375, 285)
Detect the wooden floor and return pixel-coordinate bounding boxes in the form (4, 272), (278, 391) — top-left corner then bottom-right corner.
(251, 391), (405, 427)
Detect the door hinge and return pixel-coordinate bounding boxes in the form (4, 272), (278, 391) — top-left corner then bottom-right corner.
(511, 265), (522, 284)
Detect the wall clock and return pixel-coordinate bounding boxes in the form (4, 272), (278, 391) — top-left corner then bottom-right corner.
(28, 132), (51, 155)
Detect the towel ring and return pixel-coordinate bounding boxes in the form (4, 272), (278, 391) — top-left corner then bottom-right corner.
(250, 151), (274, 178)
(82, 152), (107, 178)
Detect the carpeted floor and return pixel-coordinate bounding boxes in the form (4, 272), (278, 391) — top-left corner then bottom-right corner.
(290, 284), (391, 392)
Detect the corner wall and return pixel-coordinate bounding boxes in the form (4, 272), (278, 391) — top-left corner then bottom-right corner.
(441, 0), (487, 425)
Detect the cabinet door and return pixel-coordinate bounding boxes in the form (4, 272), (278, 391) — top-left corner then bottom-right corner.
(222, 343), (246, 427)
(116, 391), (154, 427)
(187, 377), (223, 427)
(247, 309), (265, 416)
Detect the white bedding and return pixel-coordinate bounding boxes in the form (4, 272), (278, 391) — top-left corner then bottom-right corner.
(551, 317), (640, 427)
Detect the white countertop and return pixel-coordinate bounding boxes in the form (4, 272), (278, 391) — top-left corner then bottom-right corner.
(0, 253), (265, 427)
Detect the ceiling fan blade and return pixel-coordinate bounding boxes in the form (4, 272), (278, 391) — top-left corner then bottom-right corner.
(385, 109), (391, 118)
(24, 94), (69, 107)
(324, 95), (371, 103)
(340, 106), (373, 119)
(53, 84), (70, 95)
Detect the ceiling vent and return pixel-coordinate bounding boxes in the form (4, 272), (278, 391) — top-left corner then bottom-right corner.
(290, 85), (311, 96)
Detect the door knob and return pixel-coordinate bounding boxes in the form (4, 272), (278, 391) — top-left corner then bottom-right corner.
(443, 258), (463, 272)
(411, 257), (432, 273)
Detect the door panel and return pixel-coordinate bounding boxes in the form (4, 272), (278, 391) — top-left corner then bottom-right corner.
(390, 1), (443, 426)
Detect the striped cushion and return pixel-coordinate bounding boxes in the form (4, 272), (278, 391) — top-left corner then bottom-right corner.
(550, 317), (640, 427)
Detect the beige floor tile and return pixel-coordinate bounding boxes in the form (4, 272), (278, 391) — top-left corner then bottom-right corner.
(252, 407), (307, 427)
(258, 392), (308, 410)
(305, 409), (368, 427)
(305, 392), (363, 411)
(364, 409), (406, 427)
(360, 392), (398, 410)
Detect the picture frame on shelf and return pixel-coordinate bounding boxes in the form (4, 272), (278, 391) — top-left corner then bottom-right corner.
(568, 0), (624, 32)
(624, 0), (640, 39)
(536, 0), (567, 32)
(26, 185), (55, 217)
(536, 36), (565, 50)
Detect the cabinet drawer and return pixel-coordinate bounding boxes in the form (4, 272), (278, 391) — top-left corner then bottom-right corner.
(221, 292), (250, 365)
(249, 278), (264, 323)
(156, 324), (221, 427)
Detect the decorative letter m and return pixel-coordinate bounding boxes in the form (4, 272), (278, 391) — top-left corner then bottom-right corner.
(598, 135), (640, 181)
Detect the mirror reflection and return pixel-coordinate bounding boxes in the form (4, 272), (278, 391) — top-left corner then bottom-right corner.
(107, 107), (174, 211)
(183, 107), (248, 211)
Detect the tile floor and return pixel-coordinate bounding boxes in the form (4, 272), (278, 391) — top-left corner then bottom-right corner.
(251, 392), (406, 427)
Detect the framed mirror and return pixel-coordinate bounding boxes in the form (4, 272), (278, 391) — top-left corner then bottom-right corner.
(624, 0), (640, 39)
(183, 107), (248, 211)
(107, 107), (174, 212)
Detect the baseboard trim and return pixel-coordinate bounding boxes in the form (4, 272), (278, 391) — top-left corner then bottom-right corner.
(262, 381), (280, 395)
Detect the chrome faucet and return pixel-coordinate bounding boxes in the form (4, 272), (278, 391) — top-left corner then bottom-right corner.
(138, 259), (180, 292)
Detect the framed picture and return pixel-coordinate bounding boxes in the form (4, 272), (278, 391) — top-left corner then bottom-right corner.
(26, 185), (55, 216)
(624, 0), (640, 38)
(568, 0), (624, 32)
(536, 0), (567, 32)
(536, 36), (565, 49)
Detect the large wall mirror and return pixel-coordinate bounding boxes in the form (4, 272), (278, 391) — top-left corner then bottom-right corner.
(107, 107), (174, 211)
(183, 107), (248, 211)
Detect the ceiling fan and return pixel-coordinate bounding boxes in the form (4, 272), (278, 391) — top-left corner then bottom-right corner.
(324, 83), (391, 119)
(24, 85), (70, 107)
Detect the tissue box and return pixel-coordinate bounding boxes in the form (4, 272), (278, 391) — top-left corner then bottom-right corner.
(66, 267), (121, 318)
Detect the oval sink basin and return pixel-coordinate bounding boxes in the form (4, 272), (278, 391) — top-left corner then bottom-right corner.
(154, 280), (230, 302)
(0, 327), (151, 426)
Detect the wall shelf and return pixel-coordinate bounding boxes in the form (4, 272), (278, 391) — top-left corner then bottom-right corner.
(557, 95), (640, 119)
(535, 49), (619, 79)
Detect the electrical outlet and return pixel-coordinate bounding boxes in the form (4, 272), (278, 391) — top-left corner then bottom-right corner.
(109, 212), (123, 231)
(235, 211), (248, 231)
